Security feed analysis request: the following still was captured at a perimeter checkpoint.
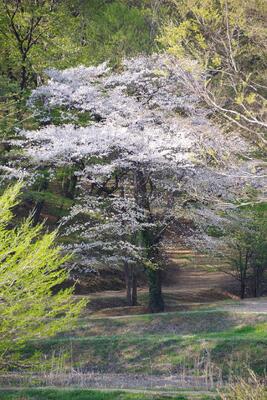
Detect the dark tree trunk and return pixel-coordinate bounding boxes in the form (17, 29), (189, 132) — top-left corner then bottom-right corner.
(32, 200), (44, 226)
(124, 262), (138, 306)
(147, 268), (164, 313)
(131, 269), (137, 306)
(240, 280), (246, 300)
(126, 277), (132, 306)
(253, 284), (259, 298)
(253, 271), (258, 298)
(239, 250), (249, 300)
(252, 267), (263, 298)
(134, 169), (164, 313)
(134, 170), (150, 211)
(20, 64), (27, 91)
(64, 174), (78, 199)
(20, 51), (28, 91)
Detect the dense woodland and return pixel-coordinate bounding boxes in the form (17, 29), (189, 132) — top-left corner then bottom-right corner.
(0, 1), (266, 399)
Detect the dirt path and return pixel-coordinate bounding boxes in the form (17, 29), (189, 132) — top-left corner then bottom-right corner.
(0, 372), (220, 393)
(222, 298), (267, 314)
(87, 246), (240, 316)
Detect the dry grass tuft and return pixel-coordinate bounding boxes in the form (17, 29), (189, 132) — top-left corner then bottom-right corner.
(218, 370), (266, 400)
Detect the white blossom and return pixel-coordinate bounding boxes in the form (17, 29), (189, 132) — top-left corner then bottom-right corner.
(15, 54), (266, 274)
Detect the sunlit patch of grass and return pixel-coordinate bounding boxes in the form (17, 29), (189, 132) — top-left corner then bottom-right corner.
(0, 389), (217, 400)
(203, 322), (267, 341)
(72, 310), (266, 338)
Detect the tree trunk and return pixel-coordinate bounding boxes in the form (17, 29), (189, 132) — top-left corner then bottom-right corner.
(252, 267), (262, 298)
(64, 173), (77, 199)
(131, 268), (137, 306)
(20, 53), (28, 91)
(32, 200), (44, 226)
(240, 280), (246, 300)
(134, 169), (164, 313)
(124, 262), (138, 306)
(125, 262), (132, 306)
(147, 268), (164, 313)
(20, 65), (27, 91)
(239, 250), (249, 300)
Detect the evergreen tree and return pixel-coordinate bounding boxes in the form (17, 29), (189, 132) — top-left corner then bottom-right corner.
(0, 182), (85, 369)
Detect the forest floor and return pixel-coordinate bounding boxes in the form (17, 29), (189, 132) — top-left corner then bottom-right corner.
(1, 250), (266, 400)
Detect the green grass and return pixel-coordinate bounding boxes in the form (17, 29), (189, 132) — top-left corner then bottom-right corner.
(72, 309), (266, 337)
(0, 389), (217, 400)
(20, 309), (267, 377)
(3, 302), (267, 393)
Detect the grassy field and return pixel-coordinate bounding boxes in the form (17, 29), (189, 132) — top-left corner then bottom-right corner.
(19, 307), (266, 379)
(2, 301), (266, 393)
(1, 287), (266, 399)
(0, 388), (219, 400)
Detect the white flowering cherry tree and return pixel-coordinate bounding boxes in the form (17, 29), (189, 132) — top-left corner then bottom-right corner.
(16, 54), (262, 312)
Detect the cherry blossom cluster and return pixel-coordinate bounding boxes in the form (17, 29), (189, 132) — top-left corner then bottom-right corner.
(12, 54), (265, 274)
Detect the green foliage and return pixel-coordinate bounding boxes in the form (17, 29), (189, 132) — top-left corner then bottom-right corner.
(0, 0), (158, 92)
(159, 0), (267, 143)
(0, 183), (85, 369)
(203, 205), (267, 299)
(160, 0), (267, 72)
(226, 208), (267, 297)
(24, 190), (74, 210)
(0, 0), (82, 90)
(76, 1), (155, 66)
(36, 106), (93, 127)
